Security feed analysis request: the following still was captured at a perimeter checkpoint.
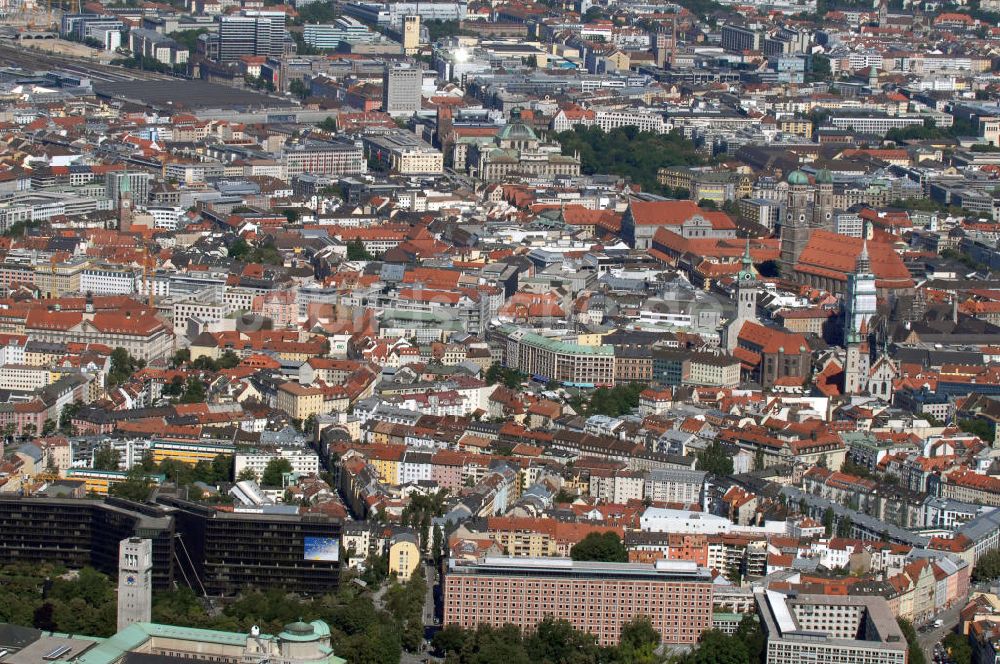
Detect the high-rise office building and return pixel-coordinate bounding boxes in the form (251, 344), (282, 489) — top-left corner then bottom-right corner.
(444, 557), (714, 646)
(302, 16), (376, 49)
(217, 15), (286, 62)
(382, 64), (422, 117)
(0, 496), (175, 590)
(158, 496), (342, 596)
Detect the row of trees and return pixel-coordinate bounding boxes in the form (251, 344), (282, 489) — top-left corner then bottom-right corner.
(432, 616), (663, 664)
(897, 617), (926, 664)
(97, 451), (239, 502)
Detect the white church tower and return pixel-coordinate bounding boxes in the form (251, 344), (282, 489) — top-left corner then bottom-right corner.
(724, 241), (759, 352)
(117, 537), (153, 631)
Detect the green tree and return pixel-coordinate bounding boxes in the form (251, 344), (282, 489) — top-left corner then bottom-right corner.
(897, 618), (927, 664)
(681, 629), (749, 664)
(108, 347), (141, 387)
(317, 116), (337, 132)
(555, 125), (704, 194)
(289, 78), (309, 100)
(836, 515), (853, 539)
(109, 466), (153, 503)
(943, 632), (971, 664)
(172, 348), (191, 367)
(237, 467), (259, 482)
(959, 417), (994, 442)
(191, 355), (220, 371)
(973, 548), (1000, 583)
(168, 28), (209, 52)
(526, 616), (602, 662)
(432, 623), (468, 655)
(217, 350), (240, 369)
(41, 418), (56, 436)
(179, 377), (206, 404)
(822, 507), (835, 537)
(346, 239), (374, 261)
(162, 375), (184, 397)
(59, 401), (81, 435)
(575, 383), (645, 417)
(211, 454), (233, 483)
(229, 237), (251, 260)
(696, 442), (734, 476)
(261, 457), (293, 487)
(93, 443), (120, 471)
(569, 532), (628, 562)
(808, 53), (831, 82)
(484, 362), (527, 389)
(616, 616), (661, 664)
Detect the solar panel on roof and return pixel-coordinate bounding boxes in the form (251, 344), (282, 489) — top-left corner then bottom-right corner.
(42, 645), (71, 660)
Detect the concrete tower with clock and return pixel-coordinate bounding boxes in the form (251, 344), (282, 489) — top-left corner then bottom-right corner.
(117, 537), (152, 631)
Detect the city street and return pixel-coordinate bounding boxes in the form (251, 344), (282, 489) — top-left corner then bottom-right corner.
(917, 601), (966, 661)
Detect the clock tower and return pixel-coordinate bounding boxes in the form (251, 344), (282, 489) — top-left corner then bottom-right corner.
(117, 537), (152, 631)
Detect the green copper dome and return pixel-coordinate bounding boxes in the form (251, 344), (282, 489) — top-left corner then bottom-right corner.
(787, 170), (810, 185)
(815, 169), (833, 184)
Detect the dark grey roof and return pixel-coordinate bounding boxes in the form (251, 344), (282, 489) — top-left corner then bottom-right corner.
(0, 624), (42, 650)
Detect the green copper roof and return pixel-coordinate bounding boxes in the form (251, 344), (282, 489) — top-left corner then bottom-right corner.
(75, 621), (344, 664)
(279, 620), (330, 642)
(737, 239), (756, 282)
(815, 169), (833, 184)
(787, 169), (810, 185)
(498, 120), (537, 142)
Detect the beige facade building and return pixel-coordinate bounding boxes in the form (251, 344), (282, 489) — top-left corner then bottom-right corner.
(471, 113), (581, 182)
(388, 532), (420, 581)
(363, 132), (443, 174)
(276, 382), (325, 420)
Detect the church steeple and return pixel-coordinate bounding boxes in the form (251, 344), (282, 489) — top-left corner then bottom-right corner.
(856, 239), (871, 274)
(726, 239), (759, 351)
(737, 238), (755, 281)
(118, 173), (134, 233)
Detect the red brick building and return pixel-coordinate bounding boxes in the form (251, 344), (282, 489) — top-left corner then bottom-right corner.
(443, 557), (714, 646)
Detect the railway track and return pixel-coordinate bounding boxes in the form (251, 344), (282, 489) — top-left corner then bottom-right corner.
(0, 41), (177, 81)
